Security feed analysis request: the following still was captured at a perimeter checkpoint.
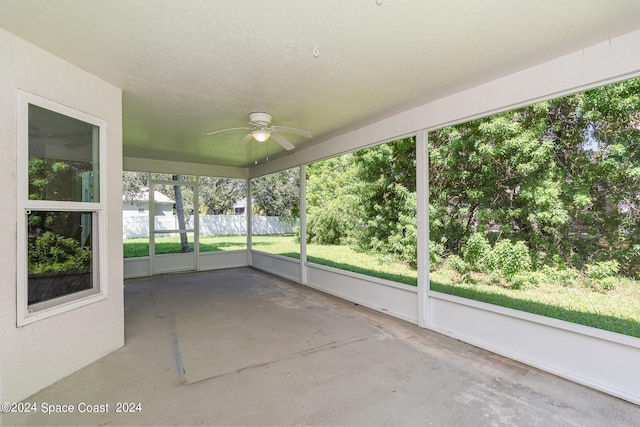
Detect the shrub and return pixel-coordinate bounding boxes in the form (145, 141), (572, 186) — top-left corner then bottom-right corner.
(447, 254), (470, 275)
(462, 233), (491, 271)
(429, 239), (445, 269)
(585, 260), (620, 291)
(510, 271), (544, 290)
(584, 260), (620, 280)
(598, 277), (618, 291)
(28, 231), (90, 274)
(540, 265), (580, 287)
(611, 244), (640, 278)
(306, 209), (347, 245)
(388, 200), (418, 267)
(493, 239), (532, 280)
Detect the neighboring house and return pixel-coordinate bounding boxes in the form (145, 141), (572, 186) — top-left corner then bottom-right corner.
(234, 198), (246, 215)
(123, 188), (174, 217)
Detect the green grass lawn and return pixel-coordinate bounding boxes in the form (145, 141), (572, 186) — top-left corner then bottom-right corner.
(124, 235), (247, 257)
(124, 234), (640, 338)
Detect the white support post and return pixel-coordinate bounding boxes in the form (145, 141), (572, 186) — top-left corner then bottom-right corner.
(299, 164), (307, 284)
(247, 178), (253, 266)
(416, 129), (430, 328)
(148, 175), (155, 276)
(194, 176), (200, 271)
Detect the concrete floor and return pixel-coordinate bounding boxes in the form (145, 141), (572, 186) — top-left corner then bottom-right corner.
(5, 267), (640, 426)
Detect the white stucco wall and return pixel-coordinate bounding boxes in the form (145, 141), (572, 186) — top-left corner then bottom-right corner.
(0, 28), (124, 403)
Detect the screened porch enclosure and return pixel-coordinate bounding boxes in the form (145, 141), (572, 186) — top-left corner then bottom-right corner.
(122, 74), (640, 406)
(4, 3), (640, 412)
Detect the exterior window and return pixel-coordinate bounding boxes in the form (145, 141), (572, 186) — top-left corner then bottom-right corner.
(18, 92), (107, 324)
(27, 210), (96, 305)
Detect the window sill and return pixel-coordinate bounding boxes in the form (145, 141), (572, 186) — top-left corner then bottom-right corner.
(18, 291), (108, 327)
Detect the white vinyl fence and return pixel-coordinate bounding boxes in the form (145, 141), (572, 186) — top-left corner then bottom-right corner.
(123, 214), (297, 238)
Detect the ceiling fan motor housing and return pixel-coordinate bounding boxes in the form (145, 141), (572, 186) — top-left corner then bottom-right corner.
(249, 112), (272, 126)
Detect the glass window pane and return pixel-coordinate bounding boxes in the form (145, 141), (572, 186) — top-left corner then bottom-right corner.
(28, 104), (99, 202)
(28, 210), (94, 305)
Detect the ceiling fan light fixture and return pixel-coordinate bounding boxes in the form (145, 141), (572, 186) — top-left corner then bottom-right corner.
(252, 130), (270, 142)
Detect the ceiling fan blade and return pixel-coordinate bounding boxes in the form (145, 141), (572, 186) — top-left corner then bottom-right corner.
(206, 127), (252, 136)
(239, 133), (253, 146)
(271, 132), (295, 151)
(271, 126), (312, 139)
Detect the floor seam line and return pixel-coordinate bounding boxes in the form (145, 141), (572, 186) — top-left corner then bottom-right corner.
(184, 333), (384, 385)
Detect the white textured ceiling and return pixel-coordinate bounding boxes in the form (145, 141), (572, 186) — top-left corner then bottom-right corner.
(2, 0), (640, 167)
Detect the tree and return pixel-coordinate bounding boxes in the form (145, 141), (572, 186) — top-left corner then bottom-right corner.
(304, 137), (418, 265)
(305, 154), (362, 245)
(429, 103), (568, 258)
(251, 168), (300, 223)
(198, 177), (246, 214)
(172, 175), (190, 253)
(429, 77), (640, 275)
(350, 137), (417, 264)
(122, 171), (149, 205)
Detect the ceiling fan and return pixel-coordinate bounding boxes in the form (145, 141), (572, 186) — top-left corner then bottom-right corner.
(206, 112), (311, 151)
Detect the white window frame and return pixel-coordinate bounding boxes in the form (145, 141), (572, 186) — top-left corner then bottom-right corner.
(16, 91), (109, 326)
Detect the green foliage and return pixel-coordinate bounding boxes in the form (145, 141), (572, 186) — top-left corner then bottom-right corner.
(447, 254), (470, 275)
(306, 209), (347, 245)
(29, 157), (92, 201)
(540, 265), (580, 287)
(388, 191), (417, 266)
(198, 177), (246, 215)
(585, 260), (620, 280)
(122, 171), (150, 205)
(492, 240), (532, 280)
(305, 137), (417, 266)
(429, 239), (445, 269)
(585, 260), (620, 290)
(349, 138), (417, 263)
(456, 235), (533, 283)
(252, 168), (300, 223)
(598, 277), (618, 291)
(462, 233), (491, 271)
(509, 271), (545, 290)
(429, 77), (640, 276)
(28, 231), (90, 274)
(305, 155), (360, 245)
